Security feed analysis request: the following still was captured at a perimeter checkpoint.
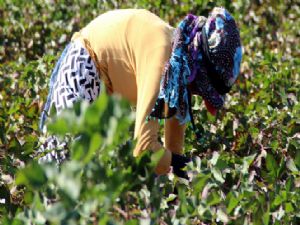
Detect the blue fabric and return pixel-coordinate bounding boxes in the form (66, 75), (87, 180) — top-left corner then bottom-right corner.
(232, 46), (243, 83)
(215, 17), (224, 30)
(39, 43), (71, 131)
(153, 19), (192, 124)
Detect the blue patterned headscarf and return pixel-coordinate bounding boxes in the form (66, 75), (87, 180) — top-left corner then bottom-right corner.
(149, 7), (242, 124)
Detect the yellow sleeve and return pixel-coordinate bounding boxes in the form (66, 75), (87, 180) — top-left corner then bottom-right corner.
(133, 45), (171, 157)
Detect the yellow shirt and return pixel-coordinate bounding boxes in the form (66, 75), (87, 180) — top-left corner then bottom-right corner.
(72, 9), (185, 157)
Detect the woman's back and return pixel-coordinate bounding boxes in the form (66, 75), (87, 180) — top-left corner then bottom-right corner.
(78, 9), (174, 104)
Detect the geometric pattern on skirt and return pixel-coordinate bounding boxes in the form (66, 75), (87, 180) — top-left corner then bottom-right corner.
(51, 40), (101, 113)
(38, 40), (101, 164)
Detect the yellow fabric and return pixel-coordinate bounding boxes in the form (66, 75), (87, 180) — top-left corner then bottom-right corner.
(72, 9), (185, 157)
(71, 33), (113, 94)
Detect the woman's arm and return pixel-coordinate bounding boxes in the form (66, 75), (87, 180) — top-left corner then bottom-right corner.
(133, 44), (173, 175)
(164, 116), (186, 155)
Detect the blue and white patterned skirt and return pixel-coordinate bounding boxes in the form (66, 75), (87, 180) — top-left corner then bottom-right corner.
(38, 40), (101, 163)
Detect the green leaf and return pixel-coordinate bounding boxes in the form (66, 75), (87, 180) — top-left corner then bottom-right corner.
(272, 195), (283, 207)
(241, 154), (256, 174)
(166, 194), (177, 202)
(16, 162), (47, 188)
(227, 192), (239, 214)
(8, 136), (22, 153)
(249, 127), (259, 138)
(217, 209), (229, 223)
(150, 149), (164, 169)
(56, 161), (82, 201)
(193, 174), (211, 194)
(84, 133), (102, 163)
(211, 167), (225, 183)
(207, 191), (222, 206)
(294, 150), (300, 168)
(266, 153), (278, 177)
(23, 191), (33, 204)
(286, 158), (298, 172)
(262, 210), (270, 225)
(47, 118), (69, 135)
(125, 220), (139, 225)
(285, 202), (294, 213)
(85, 102), (102, 127)
(210, 151), (220, 166)
(43, 202), (67, 223)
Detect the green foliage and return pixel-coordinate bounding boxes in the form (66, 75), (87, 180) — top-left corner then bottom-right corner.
(0, 0), (299, 224)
